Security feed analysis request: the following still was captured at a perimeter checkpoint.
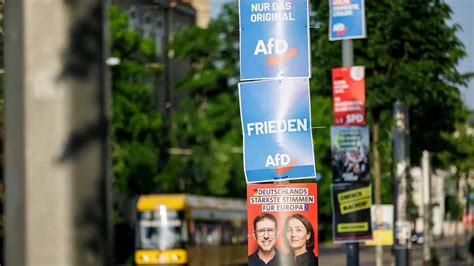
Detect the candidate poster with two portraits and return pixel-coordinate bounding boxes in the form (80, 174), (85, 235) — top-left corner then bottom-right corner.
(247, 183), (318, 266)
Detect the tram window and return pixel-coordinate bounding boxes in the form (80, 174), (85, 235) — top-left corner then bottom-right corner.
(188, 220), (247, 246)
(139, 221), (184, 249)
(137, 210), (185, 250)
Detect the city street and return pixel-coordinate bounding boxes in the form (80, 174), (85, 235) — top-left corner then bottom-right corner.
(2, 1), (473, 265)
(319, 236), (473, 266)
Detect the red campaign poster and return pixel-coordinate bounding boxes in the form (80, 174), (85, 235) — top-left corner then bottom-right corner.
(332, 66), (366, 126)
(247, 183), (318, 266)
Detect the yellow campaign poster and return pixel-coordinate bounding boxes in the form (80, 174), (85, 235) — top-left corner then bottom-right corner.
(365, 205), (394, 246)
(332, 183), (372, 243)
(337, 186), (371, 215)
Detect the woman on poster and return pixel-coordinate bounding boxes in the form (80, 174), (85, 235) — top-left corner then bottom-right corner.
(283, 214), (318, 266)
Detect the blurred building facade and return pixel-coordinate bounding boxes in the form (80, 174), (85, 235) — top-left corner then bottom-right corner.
(112, 0), (196, 115)
(410, 167), (448, 238)
(187, 0), (210, 28)
(409, 165), (474, 239)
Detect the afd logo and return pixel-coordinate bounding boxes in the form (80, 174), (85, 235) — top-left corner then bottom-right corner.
(333, 23), (348, 36)
(254, 38), (298, 66)
(265, 153), (297, 174)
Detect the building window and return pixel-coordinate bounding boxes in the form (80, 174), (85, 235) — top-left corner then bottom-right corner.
(142, 12), (153, 38)
(128, 6), (138, 30)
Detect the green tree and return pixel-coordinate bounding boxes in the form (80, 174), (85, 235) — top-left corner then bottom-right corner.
(168, 3), (336, 223)
(109, 5), (166, 196)
(441, 116), (474, 178)
(312, 0), (471, 202)
(167, 3), (245, 197)
(439, 116), (474, 219)
(167, 0), (471, 240)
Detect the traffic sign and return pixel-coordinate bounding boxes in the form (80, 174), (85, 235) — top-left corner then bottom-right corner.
(239, 0), (311, 80)
(239, 79), (316, 183)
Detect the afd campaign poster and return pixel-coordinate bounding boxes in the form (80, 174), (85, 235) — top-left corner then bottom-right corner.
(332, 66), (366, 126)
(331, 126), (370, 183)
(239, 0), (310, 80)
(247, 183), (318, 266)
(331, 183), (372, 243)
(239, 79), (316, 183)
(329, 0), (366, 41)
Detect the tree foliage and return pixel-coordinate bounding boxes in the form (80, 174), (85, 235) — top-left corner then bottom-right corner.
(167, 4), (245, 196)
(166, 2), (472, 239)
(312, 0), (470, 162)
(439, 116), (474, 219)
(109, 1), (472, 236)
(109, 5), (166, 196)
(311, 0), (472, 213)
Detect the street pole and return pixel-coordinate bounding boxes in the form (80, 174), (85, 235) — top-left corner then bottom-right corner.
(422, 150), (432, 265)
(5, 1), (112, 265)
(393, 102), (411, 266)
(342, 39), (354, 67)
(342, 39), (359, 266)
(373, 122), (384, 266)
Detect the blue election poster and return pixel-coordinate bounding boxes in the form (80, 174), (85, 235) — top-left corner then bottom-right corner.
(329, 0), (366, 41)
(239, 79), (316, 183)
(239, 0), (310, 80)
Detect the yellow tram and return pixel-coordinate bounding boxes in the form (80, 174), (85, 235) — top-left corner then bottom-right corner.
(134, 194), (248, 266)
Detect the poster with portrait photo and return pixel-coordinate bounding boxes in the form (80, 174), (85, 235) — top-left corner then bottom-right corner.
(331, 126), (370, 183)
(247, 183), (319, 266)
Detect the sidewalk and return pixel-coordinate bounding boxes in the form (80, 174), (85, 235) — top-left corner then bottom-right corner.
(319, 236), (473, 266)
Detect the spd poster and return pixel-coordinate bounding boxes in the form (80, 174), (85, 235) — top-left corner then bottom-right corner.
(331, 126), (370, 183)
(332, 66), (366, 125)
(239, 0), (310, 80)
(331, 183), (372, 243)
(329, 0), (366, 41)
(239, 79), (316, 183)
(247, 183), (318, 266)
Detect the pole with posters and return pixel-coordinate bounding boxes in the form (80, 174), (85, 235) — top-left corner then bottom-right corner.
(342, 38), (359, 266)
(393, 102), (411, 266)
(238, 2), (318, 265)
(329, 0), (367, 264)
